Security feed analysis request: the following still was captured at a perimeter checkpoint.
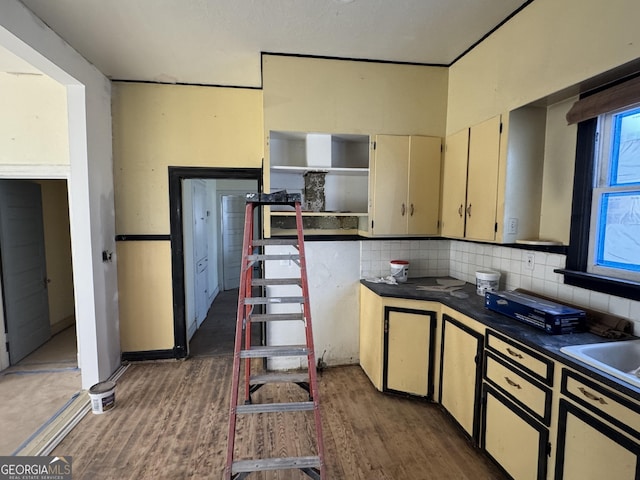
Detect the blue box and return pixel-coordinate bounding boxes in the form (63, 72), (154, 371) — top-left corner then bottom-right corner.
(485, 290), (586, 334)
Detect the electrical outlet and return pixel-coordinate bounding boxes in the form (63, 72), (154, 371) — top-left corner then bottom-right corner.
(525, 253), (535, 270)
(507, 218), (518, 235)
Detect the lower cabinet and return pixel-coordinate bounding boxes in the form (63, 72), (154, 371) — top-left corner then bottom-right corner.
(439, 313), (484, 443)
(482, 385), (549, 480)
(554, 369), (640, 479)
(481, 331), (553, 480)
(383, 307), (436, 397)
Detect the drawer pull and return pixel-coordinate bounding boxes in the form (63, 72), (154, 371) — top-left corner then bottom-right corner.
(504, 376), (522, 389)
(578, 387), (608, 405)
(506, 347), (523, 359)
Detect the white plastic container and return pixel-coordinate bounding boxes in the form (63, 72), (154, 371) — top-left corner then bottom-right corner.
(390, 260), (409, 283)
(89, 381), (116, 414)
(476, 270), (500, 296)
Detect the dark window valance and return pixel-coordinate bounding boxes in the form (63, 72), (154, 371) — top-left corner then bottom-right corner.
(566, 75), (640, 125)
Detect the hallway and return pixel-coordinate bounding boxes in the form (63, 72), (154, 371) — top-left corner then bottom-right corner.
(189, 288), (261, 357)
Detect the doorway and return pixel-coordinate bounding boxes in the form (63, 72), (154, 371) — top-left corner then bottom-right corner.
(168, 167), (261, 358)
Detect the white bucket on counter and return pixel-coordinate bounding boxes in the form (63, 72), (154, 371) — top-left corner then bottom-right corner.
(476, 270), (500, 296)
(89, 380), (116, 414)
(390, 260), (409, 283)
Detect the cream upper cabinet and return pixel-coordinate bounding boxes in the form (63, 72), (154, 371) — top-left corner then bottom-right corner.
(441, 108), (546, 243)
(441, 128), (469, 238)
(370, 134), (441, 236)
(441, 115), (501, 242)
(407, 135), (442, 235)
(466, 115), (502, 241)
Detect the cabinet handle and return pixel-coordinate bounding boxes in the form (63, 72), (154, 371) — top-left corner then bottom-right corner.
(466, 203), (472, 217)
(457, 204), (463, 217)
(505, 347), (523, 359)
(504, 376), (522, 389)
(410, 203), (414, 216)
(578, 387), (608, 405)
(401, 203), (406, 216)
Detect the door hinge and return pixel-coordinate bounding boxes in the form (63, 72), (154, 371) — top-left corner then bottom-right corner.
(371, 220), (374, 230)
(440, 143), (443, 153)
(494, 222), (498, 233)
(546, 442), (552, 457)
(384, 318), (389, 334)
(499, 122), (503, 134)
(372, 141), (377, 150)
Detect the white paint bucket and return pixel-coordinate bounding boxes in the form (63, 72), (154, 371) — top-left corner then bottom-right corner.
(89, 381), (116, 414)
(390, 260), (409, 283)
(476, 270), (500, 296)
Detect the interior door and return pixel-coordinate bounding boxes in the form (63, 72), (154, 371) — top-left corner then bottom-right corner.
(221, 195), (245, 290)
(192, 180), (208, 326)
(0, 180), (51, 364)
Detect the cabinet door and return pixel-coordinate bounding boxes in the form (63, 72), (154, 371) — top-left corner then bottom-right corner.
(371, 135), (409, 235)
(482, 385), (548, 480)
(384, 307), (436, 397)
(359, 285), (385, 390)
(465, 115), (502, 241)
(441, 128), (468, 238)
(555, 399), (640, 479)
(439, 314), (484, 441)
(408, 136), (442, 235)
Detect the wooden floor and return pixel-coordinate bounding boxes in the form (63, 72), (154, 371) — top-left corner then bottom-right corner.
(53, 357), (506, 479)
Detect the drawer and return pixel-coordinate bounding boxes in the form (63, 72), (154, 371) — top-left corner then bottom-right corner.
(484, 351), (552, 425)
(486, 330), (553, 386)
(562, 369), (640, 440)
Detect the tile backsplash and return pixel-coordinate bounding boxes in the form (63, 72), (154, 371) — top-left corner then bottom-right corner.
(360, 239), (640, 334)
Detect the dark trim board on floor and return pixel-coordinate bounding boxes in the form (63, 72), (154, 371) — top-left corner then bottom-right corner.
(168, 166), (263, 359)
(122, 349), (176, 362)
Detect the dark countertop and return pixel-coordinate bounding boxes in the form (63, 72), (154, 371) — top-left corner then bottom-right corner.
(361, 277), (640, 400)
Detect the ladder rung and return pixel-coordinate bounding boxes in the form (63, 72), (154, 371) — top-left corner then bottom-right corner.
(244, 296), (304, 305)
(249, 313), (304, 322)
(236, 401), (315, 414)
(252, 278), (301, 286)
(250, 372), (309, 385)
(232, 456), (320, 474)
(239, 345), (308, 358)
(247, 254), (300, 262)
(252, 238), (299, 247)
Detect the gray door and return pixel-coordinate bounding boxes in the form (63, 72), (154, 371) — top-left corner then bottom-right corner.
(221, 195), (245, 290)
(0, 180), (50, 364)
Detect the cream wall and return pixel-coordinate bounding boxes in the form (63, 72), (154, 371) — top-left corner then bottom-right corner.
(447, 0), (640, 133)
(263, 54), (448, 136)
(0, 72), (69, 166)
(112, 82), (264, 352)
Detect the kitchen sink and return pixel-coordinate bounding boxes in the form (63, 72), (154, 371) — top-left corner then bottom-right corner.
(561, 339), (640, 389)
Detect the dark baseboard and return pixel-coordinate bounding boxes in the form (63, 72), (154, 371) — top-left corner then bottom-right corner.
(121, 349), (177, 362)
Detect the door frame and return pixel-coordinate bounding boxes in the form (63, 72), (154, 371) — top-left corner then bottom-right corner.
(168, 167), (262, 358)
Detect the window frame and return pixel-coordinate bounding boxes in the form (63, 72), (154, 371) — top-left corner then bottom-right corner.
(560, 116), (640, 301)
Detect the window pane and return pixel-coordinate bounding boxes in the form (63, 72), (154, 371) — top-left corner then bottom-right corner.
(610, 107), (640, 185)
(596, 191), (640, 272)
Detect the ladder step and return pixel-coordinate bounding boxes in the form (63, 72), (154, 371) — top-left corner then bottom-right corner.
(249, 313), (304, 322)
(236, 401), (315, 414)
(239, 345), (308, 358)
(232, 456), (320, 474)
(252, 277), (301, 286)
(250, 372), (309, 385)
(252, 238), (299, 247)
(247, 254), (300, 262)
(244, 296), (304, 305)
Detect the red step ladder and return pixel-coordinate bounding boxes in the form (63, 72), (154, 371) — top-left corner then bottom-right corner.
(224, 192), (325, 480)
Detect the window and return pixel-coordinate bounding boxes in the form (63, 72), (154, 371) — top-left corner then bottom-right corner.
(588, 105), (640, 282)
(562, 75), (640, 301)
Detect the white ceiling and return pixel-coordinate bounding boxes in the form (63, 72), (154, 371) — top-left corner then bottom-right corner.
(16, 0), (529, 87)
